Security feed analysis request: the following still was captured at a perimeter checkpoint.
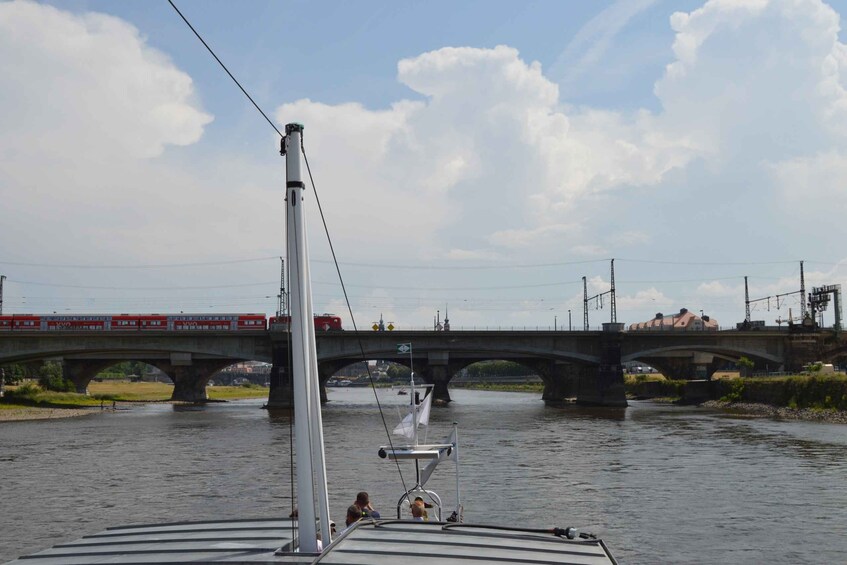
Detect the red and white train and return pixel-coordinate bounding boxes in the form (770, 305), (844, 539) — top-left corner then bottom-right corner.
(0, 313), (344, 332)
(268, 314), (343, 332)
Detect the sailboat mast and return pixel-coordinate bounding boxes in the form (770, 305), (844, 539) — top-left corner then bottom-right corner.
(408, 344), (418, 446)
(284, 123), (330, 552)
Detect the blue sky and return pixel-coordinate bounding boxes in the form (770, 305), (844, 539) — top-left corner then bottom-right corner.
(2, 0), (847, 330)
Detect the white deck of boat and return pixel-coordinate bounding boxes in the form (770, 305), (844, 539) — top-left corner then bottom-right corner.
(5, 519), (617, 565)
(3, 518), (312, 565)
(320, 521), (617, 565)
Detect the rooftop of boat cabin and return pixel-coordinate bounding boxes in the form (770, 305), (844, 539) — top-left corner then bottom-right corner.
(320, 520), (617, 564)
(5, 518), (617, 565)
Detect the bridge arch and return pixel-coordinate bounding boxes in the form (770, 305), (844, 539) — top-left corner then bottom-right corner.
(623, 344), (782, 365)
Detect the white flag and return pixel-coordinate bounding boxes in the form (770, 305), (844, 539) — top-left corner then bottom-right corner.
(417, 391), (432, 427)
(392, 392), (432, 438)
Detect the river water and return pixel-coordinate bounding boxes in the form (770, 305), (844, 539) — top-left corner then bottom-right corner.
(1, 388), (845, 564)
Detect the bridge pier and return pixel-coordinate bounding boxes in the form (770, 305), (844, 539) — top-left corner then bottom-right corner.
(153, 358), (231, 403)
(266, 342), (292, 408)
(266, 341), (330, 409)
(415, 365), (451, 404)
(524, 359), (577, 404)
(575, 325), (627, 407)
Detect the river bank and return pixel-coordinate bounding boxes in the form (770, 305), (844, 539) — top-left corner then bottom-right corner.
(0, 406), (95, 422)
(702, 400), (847, 424)
(0, 382), (269, 422)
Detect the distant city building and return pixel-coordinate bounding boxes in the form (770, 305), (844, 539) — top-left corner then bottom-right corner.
(629, 308), (718, 331)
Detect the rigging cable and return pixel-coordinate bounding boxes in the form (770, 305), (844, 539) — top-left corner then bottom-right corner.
(167, 0), (409, 500)
(301, 135), (410, 498)
(167, 0), (283, 138)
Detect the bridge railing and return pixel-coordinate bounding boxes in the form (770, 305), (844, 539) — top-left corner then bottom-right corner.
(360, 324), (783, 332)
(374, 325), (610, 332)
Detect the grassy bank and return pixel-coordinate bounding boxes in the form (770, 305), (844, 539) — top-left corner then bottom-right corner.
(624, 374), (685, 400)
(0, 381), (269, 410)
(626, 372), (847, 418)
(712, 374), (847, 410)
(450, 382), (544, 393)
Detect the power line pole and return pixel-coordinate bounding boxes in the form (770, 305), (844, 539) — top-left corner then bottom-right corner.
(800, 260), (806, 320)
(583, 276), (589, 331)
(610, 258), (616, 324)
(0, 274), (5, 315)
(744, 276), (750, 323)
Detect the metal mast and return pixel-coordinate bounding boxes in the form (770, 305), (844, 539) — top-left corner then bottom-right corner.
(282, 123), (331, 552)
(583, 276), (589, 331)
(744, 276), (751, 323)
(276, 257), (286, 318)
(609, 259), (617, 324)
(800, 260), (807, 319)
(0, 275), (5, 316)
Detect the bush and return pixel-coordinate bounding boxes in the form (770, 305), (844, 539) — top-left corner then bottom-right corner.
(736, 357), (755, 377)
(5, 382), (41, 401)
(720, 379), (745, 403)
(39, 374), (76, 392)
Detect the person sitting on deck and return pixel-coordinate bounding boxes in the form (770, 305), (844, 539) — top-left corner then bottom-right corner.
(411, 504), (424, 521)
(413, 496), (430, 521)
(344, 505), (362, 532)
(354, 491), (380, 519)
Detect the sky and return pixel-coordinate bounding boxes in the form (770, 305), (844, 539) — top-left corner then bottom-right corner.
(2, 0), (847, 331)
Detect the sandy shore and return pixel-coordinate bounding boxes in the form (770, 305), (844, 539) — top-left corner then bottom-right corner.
(702, 400), (847, 424)
(0, 406), (98, 422)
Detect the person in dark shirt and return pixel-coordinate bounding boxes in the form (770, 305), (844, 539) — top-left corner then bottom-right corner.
(354, 491), (380, 519)
(344, 505), (362, 532)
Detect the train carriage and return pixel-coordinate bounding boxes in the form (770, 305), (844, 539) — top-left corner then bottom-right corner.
(0, 313), (269, 331)
(43, 315), (110, 331)
(168, 313), (267, 331)
(12, 315), (41, 331)
(110, 315), (169, 331)
(236, 314), (267, 330)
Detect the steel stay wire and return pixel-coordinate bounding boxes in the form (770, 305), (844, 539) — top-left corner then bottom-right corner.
(167, 0), (411, 512)
(300, 135), (410, 500)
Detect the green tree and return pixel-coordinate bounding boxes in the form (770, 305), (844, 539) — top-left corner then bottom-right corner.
(0, 363), (26, 385)
(736, 356), (755, 378)
(386, 364), (411, 381)
(38, 361), (75, 392)
(466, 360), (533, 379)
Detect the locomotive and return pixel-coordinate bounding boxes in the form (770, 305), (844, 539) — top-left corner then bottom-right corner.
(268, 314), (343, 331)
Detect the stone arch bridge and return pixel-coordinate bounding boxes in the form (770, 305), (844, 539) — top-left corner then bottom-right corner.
(0, 327), (839, 406)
